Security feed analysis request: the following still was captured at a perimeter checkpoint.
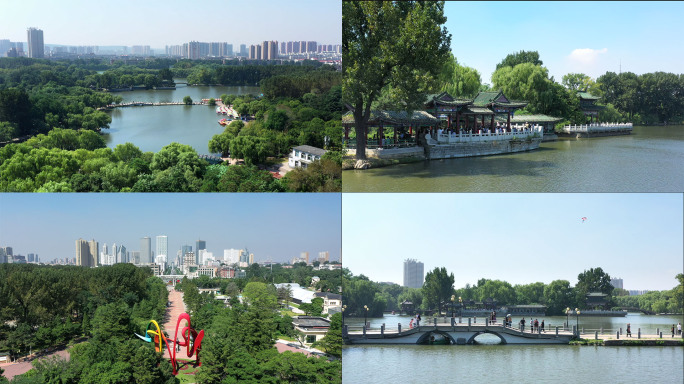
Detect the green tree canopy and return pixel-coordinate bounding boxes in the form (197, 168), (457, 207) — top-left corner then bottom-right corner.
(496, 50), (543, 70)
(422, 267), (454, 314)
(438, 54), (482, 98)
(343, 0), (452, 160)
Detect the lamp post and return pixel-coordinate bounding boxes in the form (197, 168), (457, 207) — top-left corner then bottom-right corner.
(451, 295), (455, 318)
(575, 308), (581, 336)
(565, 307), (571, 330)
(363, 305), (369, 330)
(342, 305), (346, 327)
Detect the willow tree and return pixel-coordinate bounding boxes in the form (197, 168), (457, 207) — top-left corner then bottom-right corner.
(343, 1), (451, 160)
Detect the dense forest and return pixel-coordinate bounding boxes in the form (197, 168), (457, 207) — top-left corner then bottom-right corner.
(174, 280), (341, 383)
(343, 267), (683, 318)
(0, 263), (173, 383)
(0, 57), (342, 192)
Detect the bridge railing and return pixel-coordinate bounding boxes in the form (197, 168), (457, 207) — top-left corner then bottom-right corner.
(560, 122), (633, 133)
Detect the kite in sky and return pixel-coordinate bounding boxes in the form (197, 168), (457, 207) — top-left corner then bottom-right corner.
(581, 217), (587, 223)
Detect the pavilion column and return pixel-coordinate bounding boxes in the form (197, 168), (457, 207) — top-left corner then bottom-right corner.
(394, 126), (398, 146)
(507, 112), (511, 132)
(481, 114), (485, 131)
(455, 112), (460, 131)
(465, 115), (469, 131)
(344, 125), (349, 140)
(491, 114), (495, 130)
(378, 124), (384, 149)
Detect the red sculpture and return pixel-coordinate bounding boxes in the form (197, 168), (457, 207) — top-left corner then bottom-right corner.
(135, 312), (204, 375)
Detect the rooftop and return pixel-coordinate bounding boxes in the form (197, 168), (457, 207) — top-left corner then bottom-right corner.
(292, 145), (327, 157)
(293, 316), (331, 329)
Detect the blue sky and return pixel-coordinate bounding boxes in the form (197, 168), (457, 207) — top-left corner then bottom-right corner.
(445, 1), (683, 83)
(0, 0), (341, 48)
(0, 193), (341, 264)
(343, 193), (683, 291)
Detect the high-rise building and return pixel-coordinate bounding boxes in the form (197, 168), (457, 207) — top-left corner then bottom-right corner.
(403, 259), (424, 288)
(611, 278), (624, 290)
(301, 251), (309, 264)
(130, 251), (141, 264)
(116, 244), (128, 264)
(224, 248), (241, 264)
(280, 42), (286, 55)
(239, 44), (247, 57)
(75, 238), (89, 267)
(27, 28), (44, 58)
(0, 39), (11, 57)
(156, 235), (168, 261)
(307, 41), (317, 54)
(140, 237), (152, 264)
(88, 239), (99, 267)
(195, 239), (206, 264)
(317, 251), (329, 263)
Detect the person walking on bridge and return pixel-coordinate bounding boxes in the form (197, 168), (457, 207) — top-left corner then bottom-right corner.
(626, 323), (631, 337)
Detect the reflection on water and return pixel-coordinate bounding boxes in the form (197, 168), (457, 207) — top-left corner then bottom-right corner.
(342, 125), (684, 192)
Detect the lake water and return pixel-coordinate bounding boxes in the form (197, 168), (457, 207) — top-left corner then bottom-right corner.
(343, 314), (684, 383)
(104, 83), (260, 154)
(342, 125), (684, 192)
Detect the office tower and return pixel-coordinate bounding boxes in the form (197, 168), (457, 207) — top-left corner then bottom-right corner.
(318, 251), (329, 263)
(181, 245), (192, 262)
(141, 237), (152, 264)
(301, 251), (309, 264)
(0, 39), (11, 57)
(224, 249), (240, 265)
(239, 44), (247, 57)
(156, 235), (168, 261)
(183, 252), (195, 267)
(403, 259), (424, 288)
(116, 244), (128, 264)
(195, 240), (206, 264)
(27, 28), (44, 58)
(130, 251), (141, 265)
(75, 238), (89, 267)
(248, 253), (254, 265)
(0, 248), (6, 264)
(611, 278), (624, 290)
(88, 239), (99, 267)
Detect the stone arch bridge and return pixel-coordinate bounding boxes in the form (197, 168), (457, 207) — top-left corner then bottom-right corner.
(343, 320), (574, 345)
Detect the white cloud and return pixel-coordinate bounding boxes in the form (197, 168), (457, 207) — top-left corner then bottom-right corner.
(568, 48), (608, 64)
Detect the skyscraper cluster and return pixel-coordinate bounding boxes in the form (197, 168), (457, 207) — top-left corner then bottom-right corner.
(248, 40), (278, 60)
(166, 41), (234, 59)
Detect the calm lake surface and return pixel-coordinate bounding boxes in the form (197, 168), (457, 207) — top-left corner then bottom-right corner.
(343, 314), (684, 383)
(104, 83), (260, 154)
(342, 125), (684, 192)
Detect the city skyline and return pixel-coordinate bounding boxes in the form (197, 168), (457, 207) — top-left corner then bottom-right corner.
(444, 1), (683, 83)
(0, 193), (341, 264)
(343, 193), (683, 291)
(0, 0), (341, 48)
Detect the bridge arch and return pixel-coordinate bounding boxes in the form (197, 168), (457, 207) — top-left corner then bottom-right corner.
(467, 330), (508, 345)
(416, 330), (456, 345)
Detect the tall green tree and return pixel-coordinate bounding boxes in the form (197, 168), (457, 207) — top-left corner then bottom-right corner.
(438, 54), (482, 98)
(495, 50), (543, 70)
(343, 1), (452, 160)
(422, 267), (454, 314)
(574, 267), (614, 309)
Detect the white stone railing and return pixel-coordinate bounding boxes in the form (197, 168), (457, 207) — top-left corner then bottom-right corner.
(432, 125), (543, 144)
(561, 122), (633, 133)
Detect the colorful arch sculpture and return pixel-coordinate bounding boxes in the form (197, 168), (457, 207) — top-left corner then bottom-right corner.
(135, 313), (204, 375)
